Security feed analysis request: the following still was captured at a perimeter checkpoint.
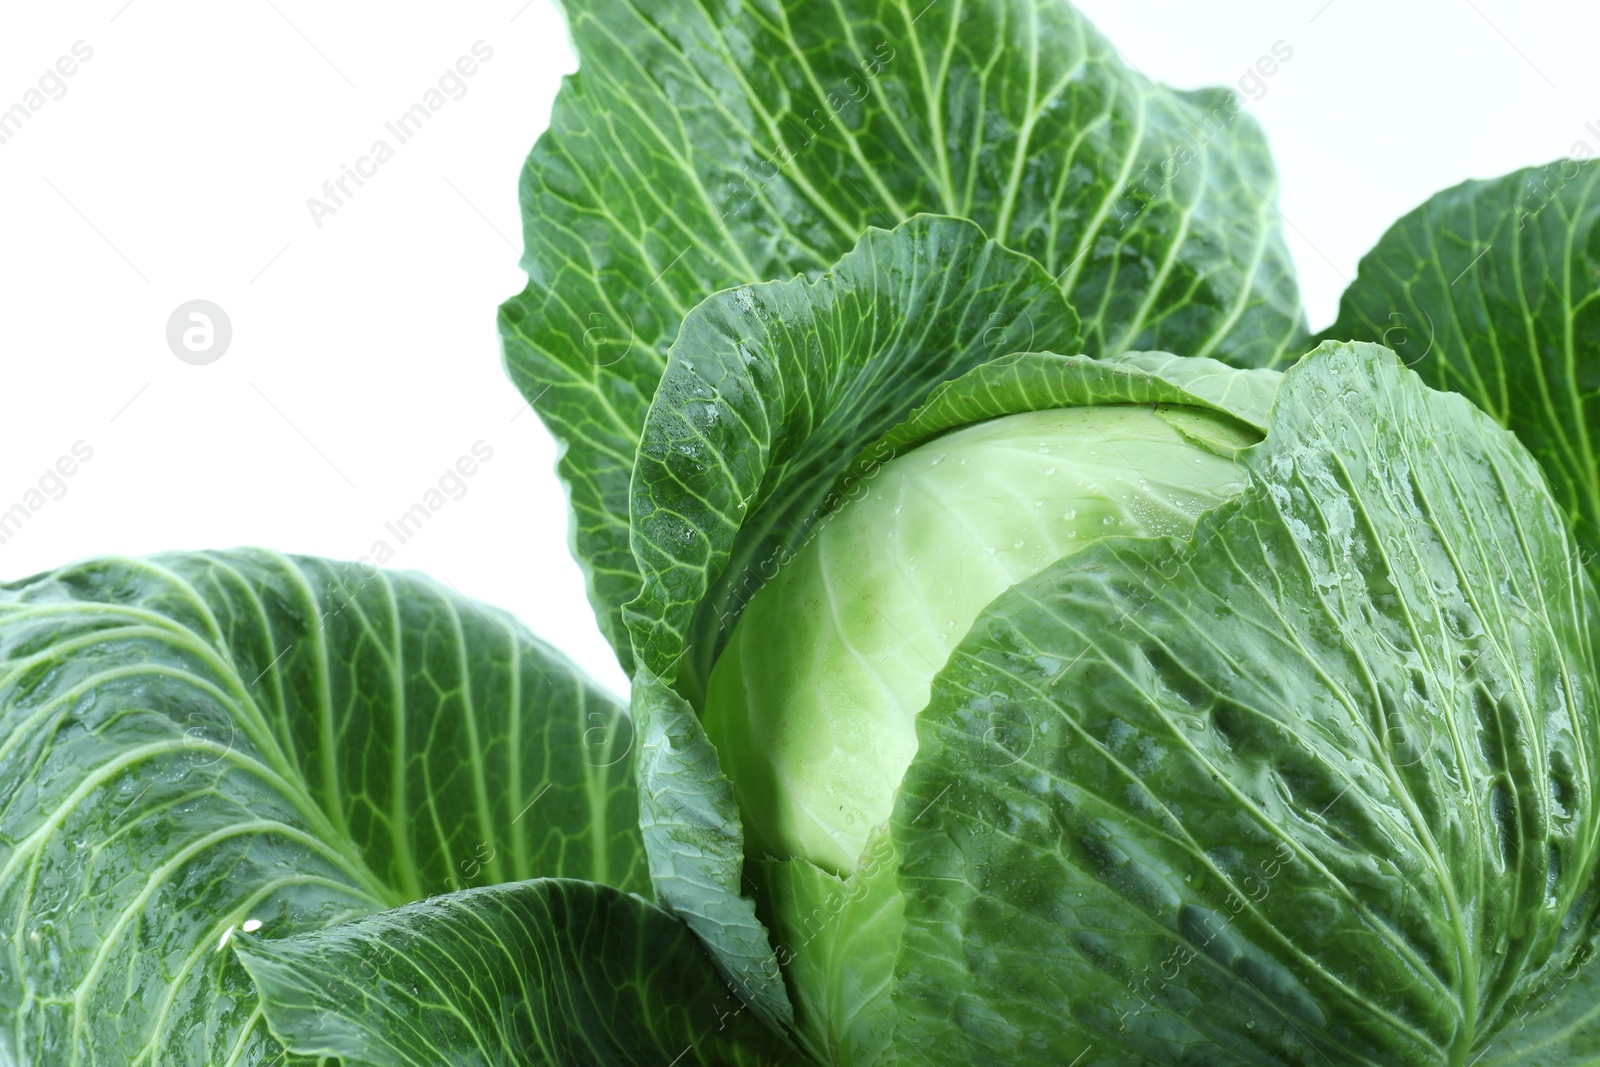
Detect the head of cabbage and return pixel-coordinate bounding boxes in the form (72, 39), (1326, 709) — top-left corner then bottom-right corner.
(689, 348), (1600, 1067)
(704, 402), (1256, 876)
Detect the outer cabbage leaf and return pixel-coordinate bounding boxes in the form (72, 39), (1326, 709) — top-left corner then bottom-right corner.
(890, 342), (1600, 1065)
(235, 879), (794, 1067)
(630, 669), (800, 1038)
(626, 216), (1079, 693)
(1323, 159), (1600, 585)
(0, 551), (643, 1065)
(499, 0), (1307, 664)
(1305, 162), (1600, 1060)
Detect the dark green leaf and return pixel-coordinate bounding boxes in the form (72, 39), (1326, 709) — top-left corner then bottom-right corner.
(236, 879), (795, 1067)
(499, 0), (1307, 663)
(1475, 928), (1600, 1065)
(625, 216), (1079, 693)
(891, 342), (1600, 1064)
(1323, 159), (1600, 584)
(0, 551), (641, 1065)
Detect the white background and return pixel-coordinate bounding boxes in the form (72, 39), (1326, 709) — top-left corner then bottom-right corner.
(1, 0), (1596, 699)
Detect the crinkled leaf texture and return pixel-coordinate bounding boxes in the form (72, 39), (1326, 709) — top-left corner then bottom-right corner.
(234, 878), (792, 1067)
(0, 551), (770, 1066)
(499, 0), (1306, 666)
(1323, 159), (1600, 588)
(889, 342), (1600, 1065)
(1296, 157), (1600, 1067)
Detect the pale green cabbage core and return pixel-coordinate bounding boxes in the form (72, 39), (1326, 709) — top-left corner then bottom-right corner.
(701, 404), (1257, 876)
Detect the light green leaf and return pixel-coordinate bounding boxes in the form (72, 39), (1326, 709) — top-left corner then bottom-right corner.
(235, 879), (794, 1067)
(0, 551), (642, 1065)
(876, 349), (1279, 463)
(890, 342), (1600, 1064)
(498, 0), (1306, 664)
(1323, 159), (1600, 581)
(758, 832), (903, 1067)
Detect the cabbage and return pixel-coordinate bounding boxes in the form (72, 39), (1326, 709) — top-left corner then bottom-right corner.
(11, 0), (1600, 1062)
(705, 404), (1258, 875)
